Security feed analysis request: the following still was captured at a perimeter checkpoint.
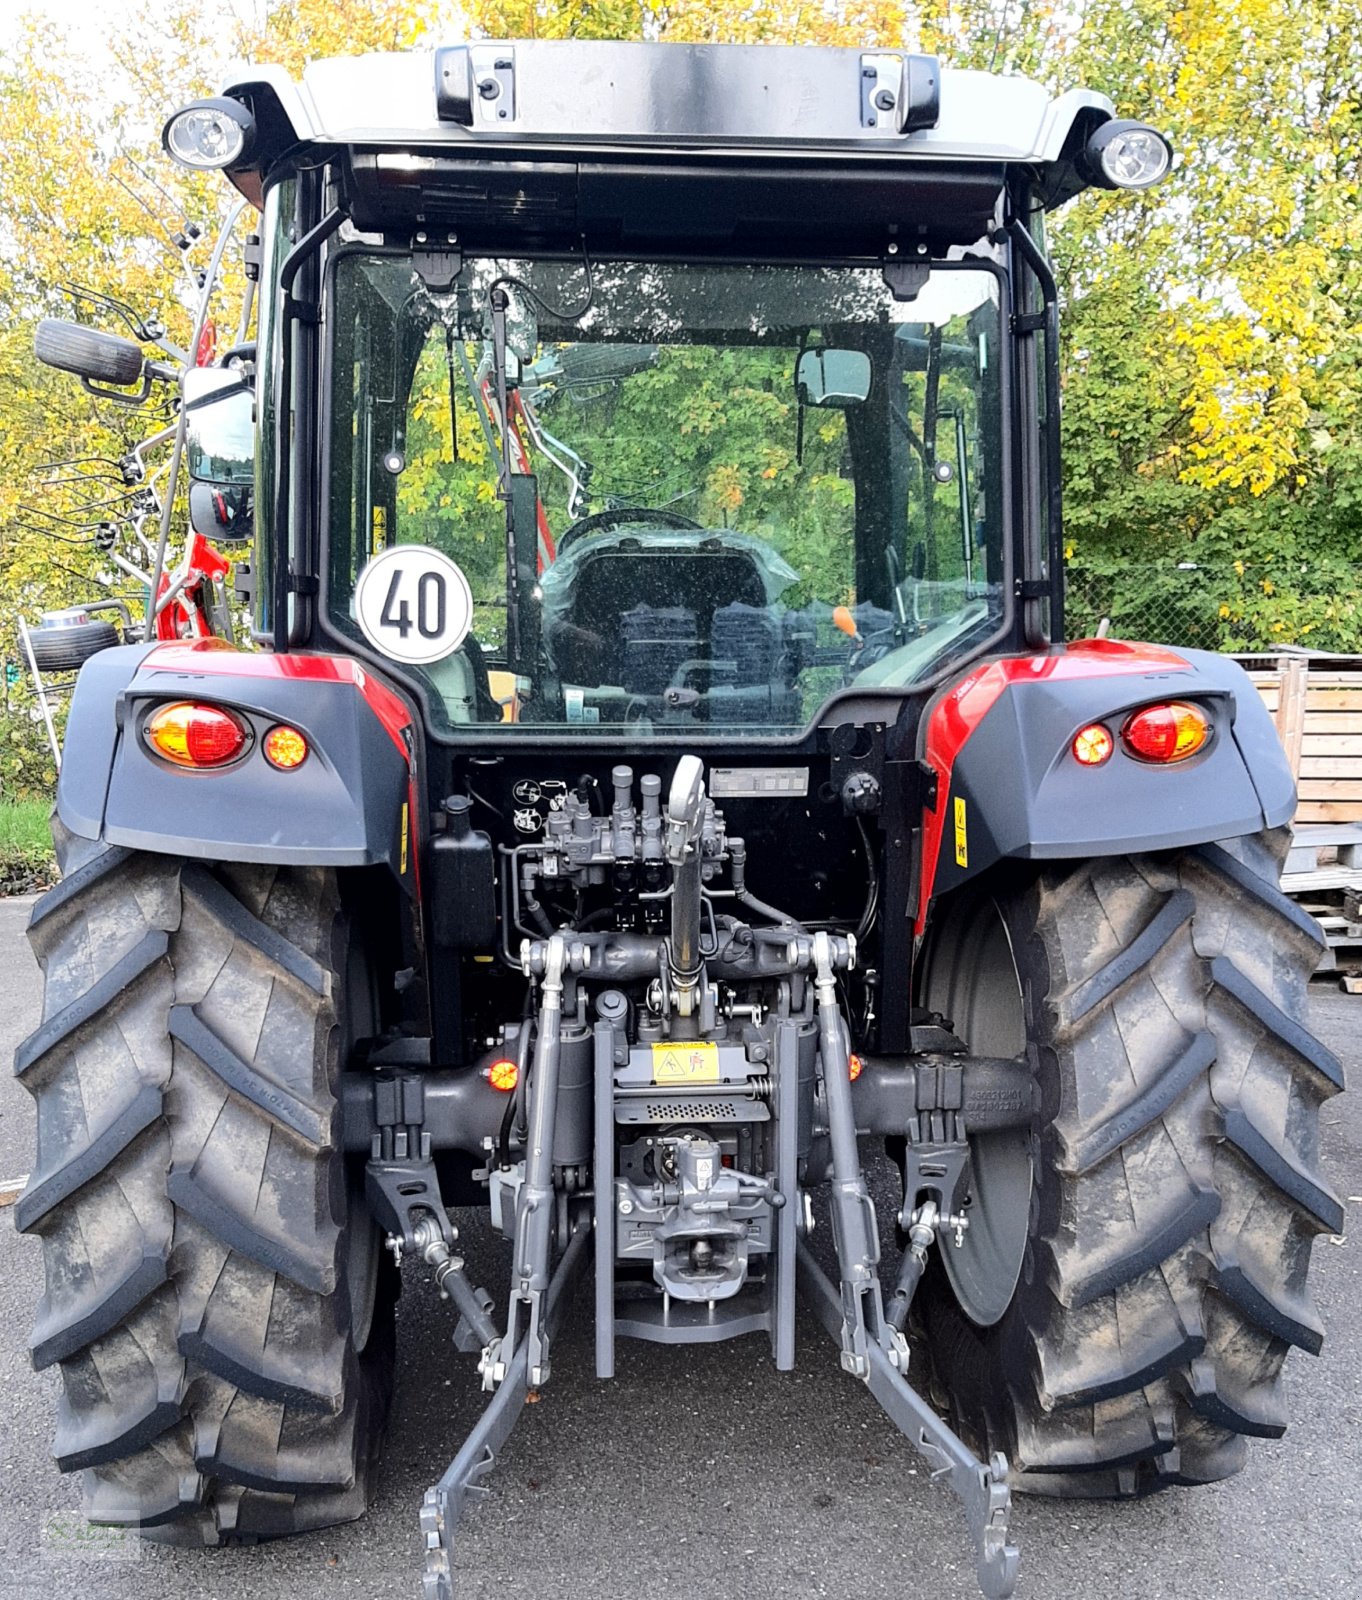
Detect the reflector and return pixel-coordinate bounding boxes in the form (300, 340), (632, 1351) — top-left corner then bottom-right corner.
(263, 725), (309, 770)
(1072, 723), (1115, 767)
(488, 1058), (520, 1092)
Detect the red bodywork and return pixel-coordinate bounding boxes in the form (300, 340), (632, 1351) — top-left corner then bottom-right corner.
(152, 533), (232, 642)
(915, 639), (1192, 935)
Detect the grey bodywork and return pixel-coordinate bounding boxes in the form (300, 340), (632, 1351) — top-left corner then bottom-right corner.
(55, 644), (412, 873)
(928, 646), (1296, 904)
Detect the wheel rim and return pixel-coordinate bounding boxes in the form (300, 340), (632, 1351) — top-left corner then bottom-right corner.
(918, 891), (1032, 1328)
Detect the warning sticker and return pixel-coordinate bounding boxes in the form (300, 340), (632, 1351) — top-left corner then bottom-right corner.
(954, 795), (969, 869)
(650, 1042), (721, 1086)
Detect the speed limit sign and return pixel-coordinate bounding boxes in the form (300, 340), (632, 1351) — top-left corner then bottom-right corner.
(354, 545), (474, 665)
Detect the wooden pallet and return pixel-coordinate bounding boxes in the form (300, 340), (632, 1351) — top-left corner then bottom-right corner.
(1245, 656), (1362, 823)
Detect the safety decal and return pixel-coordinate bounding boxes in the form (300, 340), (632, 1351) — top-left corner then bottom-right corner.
(651, 1042), (721, 1086)
(954, 795), (968, 868)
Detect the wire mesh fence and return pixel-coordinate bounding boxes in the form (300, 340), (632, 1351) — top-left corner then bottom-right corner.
(1064, 558), (1362, 656)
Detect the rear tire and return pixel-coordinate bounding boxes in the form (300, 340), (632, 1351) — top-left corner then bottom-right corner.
(916, 831), (1342, 1495)
(16, 846), (395, 1542)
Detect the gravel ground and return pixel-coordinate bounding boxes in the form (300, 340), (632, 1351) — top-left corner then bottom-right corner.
(0, 890), (1358, 1600)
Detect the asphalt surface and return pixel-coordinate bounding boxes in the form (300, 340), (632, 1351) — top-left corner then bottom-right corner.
(0, 890), (1358, 1600)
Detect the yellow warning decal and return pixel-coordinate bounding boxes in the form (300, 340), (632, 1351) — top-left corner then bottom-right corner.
(400, 801), (410, 875)
(954, 795), (968, 869)
(651, 1041), (720, 1086)
(371, 505), (388, 558)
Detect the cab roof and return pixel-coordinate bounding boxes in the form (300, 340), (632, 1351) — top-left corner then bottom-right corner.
(219, 42), (1119, 249)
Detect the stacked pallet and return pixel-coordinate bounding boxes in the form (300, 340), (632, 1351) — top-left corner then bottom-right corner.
(1238, 653), (1362, 988)
(1242, 653), (1362, 822)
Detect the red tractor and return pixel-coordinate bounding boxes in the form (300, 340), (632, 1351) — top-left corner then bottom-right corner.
(20, 42), (1339, 1599)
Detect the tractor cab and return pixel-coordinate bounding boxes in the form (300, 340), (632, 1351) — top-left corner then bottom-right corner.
(173, 42), (1169, 751)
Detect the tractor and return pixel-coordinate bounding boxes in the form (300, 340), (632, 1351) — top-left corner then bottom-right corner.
(17, 41), (1342, 1600)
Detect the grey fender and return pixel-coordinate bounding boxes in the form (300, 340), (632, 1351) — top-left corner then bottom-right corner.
(55, 642), (417, 883)
(922, 643), (1295, 908)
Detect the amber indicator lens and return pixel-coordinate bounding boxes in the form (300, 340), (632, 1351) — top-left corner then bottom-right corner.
(145, 701), (247, 767)
(848, 1052), (864, 1082)
(1122, 702), (1210, 763)
(263, 724), (309, 770)
(488, 1058), (519, 1092)
(1072, 723), (1115, 767)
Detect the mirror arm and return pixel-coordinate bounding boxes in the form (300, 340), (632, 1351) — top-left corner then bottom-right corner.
(79, 372), (153, 408)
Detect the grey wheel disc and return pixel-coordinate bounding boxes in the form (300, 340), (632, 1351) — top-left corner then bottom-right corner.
(918, 891), (1033, 1327)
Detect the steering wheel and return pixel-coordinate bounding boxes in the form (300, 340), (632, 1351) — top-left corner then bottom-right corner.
(555, 505), (702, 558)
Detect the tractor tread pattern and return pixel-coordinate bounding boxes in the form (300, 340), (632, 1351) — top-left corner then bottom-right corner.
(1051, 1185), (1221, 1309)
(920, 828), (1336, 1499)
(1216, 1100), (1344, 1235)
(1056, 1028), (1216, 1175)
(14, 929), (170, 1078)
(168, 1003), (331, 1144)
(180, 865), (329, 995)
(15, 1081), (163, 1232)
(31, 1244), (170, 1370)
(1062, 888), (1193, 1026)
(1207, 954), (1345, 1091)
(17, 850), (391, 1544)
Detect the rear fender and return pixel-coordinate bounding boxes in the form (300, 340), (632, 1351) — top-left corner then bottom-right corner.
(56, 640), (419, 891)
(917, 639), (1294, 934)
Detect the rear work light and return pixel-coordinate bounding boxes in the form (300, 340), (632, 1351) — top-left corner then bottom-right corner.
(1122, 702), (1210, 764)
(144, 701), (248, 768)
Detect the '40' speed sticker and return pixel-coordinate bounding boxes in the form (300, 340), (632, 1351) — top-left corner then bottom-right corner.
(354, 545), (474, 665)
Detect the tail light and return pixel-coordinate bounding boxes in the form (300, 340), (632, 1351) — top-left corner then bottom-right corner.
(144, 701), (247, 767)
(1122, 702), (1210, 763)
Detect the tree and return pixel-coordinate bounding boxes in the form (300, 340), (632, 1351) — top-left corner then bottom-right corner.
(2, 0), (1358, 801)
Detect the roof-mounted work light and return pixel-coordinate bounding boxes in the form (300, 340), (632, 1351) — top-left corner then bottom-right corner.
(1083, 118), (1173, 189)
(162, 98), (256, 171)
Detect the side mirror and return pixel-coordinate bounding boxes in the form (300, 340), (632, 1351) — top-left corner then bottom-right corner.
(188, 481), (253, 546)
(796, 348), (872, 409)
(183, 366), (254, 488)
(34, 318), (151, 403)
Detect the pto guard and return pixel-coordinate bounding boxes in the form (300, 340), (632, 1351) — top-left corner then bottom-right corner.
(917, 639), (1296, 930)
(55, 640), (417, 886)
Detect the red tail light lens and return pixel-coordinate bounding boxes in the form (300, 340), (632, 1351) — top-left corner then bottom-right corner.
(145, 701), (247, 767)
(1122, 702), (1210, 764)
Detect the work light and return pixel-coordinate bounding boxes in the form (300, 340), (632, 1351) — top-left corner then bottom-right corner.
(1083, 119), (1173, 190)
(162, 98), (256, 170)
